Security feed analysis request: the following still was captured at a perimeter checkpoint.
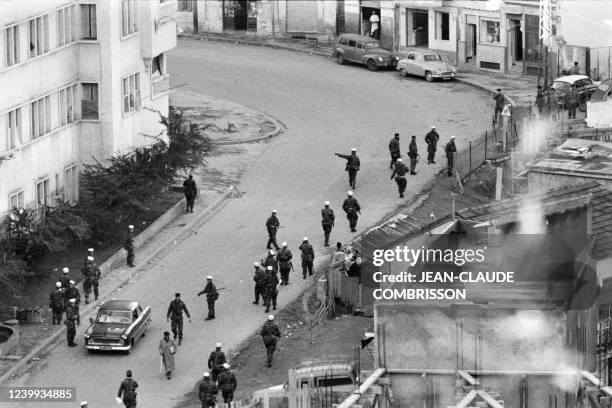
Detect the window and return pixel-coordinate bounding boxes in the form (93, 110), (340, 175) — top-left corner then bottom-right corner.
(481, 20), (500, 44)
(64, 164), (78, 204)
(29, 15), (49, 57)
(436, 12), (449, 41)
(178, 0), (193, 12)
(121, 0), (138, 37)
(81, 83), (98, 119)
(4, 25), (19, 67)
(31, 95), (51, 139)
(6, 108), (21, 150)
(348, 40), (356, 47)
(9, 190), (24, 210)
(36, 178), (50, 218)
(122, 73), (141, 114)
(58, 85), (77, 126)
(357, 43), (365, 50)
(56, 6), (72, 47)
(152, 53), (165, 77)
(408, 54), (416, 60)
(338, 37), (347, 46)
(80, 4), (97, 40)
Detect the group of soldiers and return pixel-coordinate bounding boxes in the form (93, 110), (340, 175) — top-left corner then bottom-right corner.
(536, 83), (579, 121)
(48, 248), (102, 346)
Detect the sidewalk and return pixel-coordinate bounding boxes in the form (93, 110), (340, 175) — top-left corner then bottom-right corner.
(0, 90), (283, 382)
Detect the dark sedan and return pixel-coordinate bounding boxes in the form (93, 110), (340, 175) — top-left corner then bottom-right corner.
(84, 300), (151, 353)
(334, 34), (398, 71)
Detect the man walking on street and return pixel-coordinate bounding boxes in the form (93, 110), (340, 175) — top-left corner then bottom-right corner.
(408, 135), (419, 175)
(49, 282), (64, 325)
(388, 133), (401, 169)
(335, 148), (360, 189)
(218, 363), (237, 408)
(166, 293), (192, 344)
(425, 126), (439, 164)
(159, 331), (177, 379)
(493, 89), (506, 124)
(198, 372), (217, 408)
(183, 174), (197, 213)
(117, 370), (138, 408)
(124, 225), (135, 267)
(390, 158), (408, 198)
(298, 237), (315, 279)
(208, 342), (227, 383)
(445, 136), (457, 177)
(65, 298), (78, 346)
(265, 209), (280, 250)
(82, 256), (100, 304)
(252, 262), (265, 305)
(64, 280), (81, 325)
(342, 191), (361, 232)
(262, 266), (279, 313)
(276, 242), (293, 286)
(321, 201), (335, 247)
(198, 276), (219, 320)
(260, 315), (281, 367)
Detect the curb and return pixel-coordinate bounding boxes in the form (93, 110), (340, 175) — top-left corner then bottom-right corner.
(213, 111), (285, 145)
(0, 186), (237, 384)
(456, 76), (517, 108)
(179, 33), (333, 58)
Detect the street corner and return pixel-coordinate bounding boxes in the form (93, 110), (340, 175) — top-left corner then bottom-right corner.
(170, 89), (284, 145)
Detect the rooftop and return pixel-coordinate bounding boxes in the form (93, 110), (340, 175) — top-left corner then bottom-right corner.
(528, 138), (612, 179)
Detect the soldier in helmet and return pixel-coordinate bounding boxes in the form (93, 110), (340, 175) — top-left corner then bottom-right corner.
(425, 125), (439, 164)
(260, 315), (281, 367)
(197, 276), (219, 321)
(124, 225), (136, 267)
(217, 363), (237, 407)
(265, 209), (280, 251)
(252, 262), (265, 305)
(342, 191), (361, 232)
(65, 298), (78, 346)
(262, 266), (279, 313)
(208, 342), (227, 383)
(298, 237), (315, 279)
(321, 201), (335, 247)
(59, 267), (71, 290)
(388, 133), (401, 170)
(276, 242), (293, 286)
(335, 148), (361, 189)
(390, 158), (408, 198)
(166, 293), (192, 345)
(408, 135), (419, 175)
(49, 282), (65, 325)
(262, 249), (278, 274)
(82, 255), (101, 304)
(445, 136), (457, 177)
(64, 280), (81, 325)
(198, 372), (217, 408)
(117, 370), (139, 408)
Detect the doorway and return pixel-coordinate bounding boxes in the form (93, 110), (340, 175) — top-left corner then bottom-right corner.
(466, 23), (476, 62)
(223, 0), (256, 31)
(413, 11), (428, 47)
(510, 19), (523, 61)
(361, 7), (380, 39)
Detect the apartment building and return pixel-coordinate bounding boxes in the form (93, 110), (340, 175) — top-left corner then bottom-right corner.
(0, 0), (177, 216)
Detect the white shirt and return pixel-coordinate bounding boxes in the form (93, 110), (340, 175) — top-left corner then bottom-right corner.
(370, 14), (380, 31)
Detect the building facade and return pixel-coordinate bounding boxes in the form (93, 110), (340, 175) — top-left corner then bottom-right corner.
(0, 0), (176, 216)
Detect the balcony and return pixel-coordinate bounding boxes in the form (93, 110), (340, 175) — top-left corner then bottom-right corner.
(152, 75), (170, 96)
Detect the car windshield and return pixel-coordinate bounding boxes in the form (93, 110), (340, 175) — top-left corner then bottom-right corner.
(365, 42), (379, 48)
(424, 54), (442, 62)
(552, 81), (571, 91)
(591, 81), (612, 102)
(97, 310), (132, 324)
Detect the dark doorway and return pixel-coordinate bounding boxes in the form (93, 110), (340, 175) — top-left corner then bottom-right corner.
(512, 19), (523, 61)
(413, 11), (428, 46)
(337, 0), (345, 35)
(466, 23), (476, 61)
(361, 7), (380, 39)
(608, 357), (612, 385)
(223, 0), (254, 31)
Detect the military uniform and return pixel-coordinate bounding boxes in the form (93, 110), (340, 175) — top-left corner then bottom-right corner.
(445, 139), (457, 177)
(64, 286), (81, 325)
(298, 241), (315, 278)
(82, 261), (101, 303)
(59, 274), (71, 290)
(49, 288), (64, 325)
(253, 266), (266, 304)
(342, 196), (361, 232)
(425, 129), (439, 164)
(198, 377), (217, 408)
(388, 135), (401, 169)
(276, 247), (293, 285)
(65, 304), (78, 346)
(124, 230), (135, 267)
(260, 320), (281, 367)
(166, 298), (191, 342)
(198, 281), (219, 320)
(567, 86), (578, 119)
(335, 152), (361, 189)
(262, 252), (278, 274)
(218, 369), (237, 405)
(117, 377), (139, 408)
(183, 176), (197, 213)
(390, 160), (408, 198)
(408, 138), (419, 175)
(265, 214), (280, 250)
(321, 206), (335, 247)
(207, 348), (227, 382)
(262, 269), (279, 313)
(493, 91), (506, 123)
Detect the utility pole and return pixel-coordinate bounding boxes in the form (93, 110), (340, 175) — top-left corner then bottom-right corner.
(192, 0), (198, 35)
(539, 0), (552, 89)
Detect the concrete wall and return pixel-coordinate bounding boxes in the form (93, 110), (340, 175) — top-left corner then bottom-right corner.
(344, 0), (361, 35)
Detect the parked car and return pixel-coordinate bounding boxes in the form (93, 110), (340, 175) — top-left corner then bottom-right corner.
(84, 300), (151, 353)
(551, 75), (599, 112)
(333, 34), (398, 71)
(396, 51), (457, 82)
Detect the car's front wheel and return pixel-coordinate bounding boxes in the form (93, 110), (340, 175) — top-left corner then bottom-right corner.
(336, 54), (345, 65)
(425, 71), (434, 82)
(367, 60), (378, 71)
(399, 68), (407, 77)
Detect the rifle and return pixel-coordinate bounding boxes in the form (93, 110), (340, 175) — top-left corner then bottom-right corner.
(289, 262), (295, 273)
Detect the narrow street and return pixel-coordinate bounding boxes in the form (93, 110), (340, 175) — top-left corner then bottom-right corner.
(4, 40), (492, 407)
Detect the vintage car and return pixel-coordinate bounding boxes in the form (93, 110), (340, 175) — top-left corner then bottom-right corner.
(84, 300), (151, 353)
(551, 75), (599, 111)
(396, 51), (457, 82)
(333, 33), (398, 71)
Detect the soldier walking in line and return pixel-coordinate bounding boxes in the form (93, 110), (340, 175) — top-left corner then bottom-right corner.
(260, 315), (281, 367)
(262, 266), (279, 313)
(388, 133), (401, 169)
(65, 298), (78, 346)
(335, 148), (361, 189)
(166, 293), (192, 345)
(342, 191), (361, 233)
(298, 237), (315, 279)
(262, 249), (278, 274)
(217, 363), (237, 408)
(208, 342), (227, 383)
(82, 256), (100, 304)
(49, 282), (64, 325)
(59, 267), (71, 289)
(425, 125), (439, 164)
(183, 174), (198, 213)
(276, 242), (293, 286)
(390, 158), (408, 198)
(84, 248), (94, 268)
(408, 135), (419, 175)
(197, 276), (219, 321)
(64, 280), (81, 325)
(117, 370), (139, 408)
(252, 262), (265, 305)
(321, 201), (335, 247)
(198, 372), (217, 408)
(159, 331), (177, 379)
(265, 209), (280, 250)
(124, 225), (135, 267)
(445, 136), (457, 177)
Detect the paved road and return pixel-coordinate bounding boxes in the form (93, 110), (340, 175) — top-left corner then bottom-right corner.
(4, 40), (491, 407)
